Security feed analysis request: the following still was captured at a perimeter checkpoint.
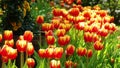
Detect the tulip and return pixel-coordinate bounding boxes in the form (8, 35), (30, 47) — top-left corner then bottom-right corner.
(36, 15), (44, 24)
(53, 8), (62, 16)
(0, 34), (2, 42)
(91, 24), (99, 33)
(104, 23), (117, 33)
(98, 10), (107, 17)
(86, 49), (93, 58)
(74, 22), (85, 30)
(26, 42), (34, 56)
(65, 60), (73, 68)
(46, 48), (54, 59)
(8, 48), (17, 60)
(77, 47), (87, 56)
(16, 40), (27, 52)
(83, 11), (91, 20)
(42, 23), (54, 31)
(94, 41), (104, 50)
(26, 58), (35, 68)
(110, 23), (117, 32)
(58, 35), (70, 46)
(52, 19), (60, 29)
(84, 25), (92, 32)
(66, 44), (75, 56)
(45, 30), (54, 39)
(16, 40), (27, 68)
(58, 23), (66, 29)
(65, 24), (72, 32)
(38, 49), (46, 58)
(50, 60), (61, 68)
(3, 30), (13, 40)
(92, 33), (100, 42)
(66, 15), (74, 22)
(103, 16), (111, 23)
(69, 8), (79, 16)
(84, 32), (92, 42)
(56, 29), (66, 37)
(54, 47), (63, 59)
(104, 23), (111, 30)
(75, 16), (85, 23)
(46, 36), (55, 45)
(97, 28), (108, 37)
(23, 31), (33, 42)
(5, 39), (14, 47)
(73, 62), (77, 68)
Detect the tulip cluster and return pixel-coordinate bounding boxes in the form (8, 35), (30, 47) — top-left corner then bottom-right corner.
(0, 30), (17, 63)
(36, 3), (117, 68)
(65, 60), (77, 68)
(0, 30), (35, 68)
(38, 47), (63, 59)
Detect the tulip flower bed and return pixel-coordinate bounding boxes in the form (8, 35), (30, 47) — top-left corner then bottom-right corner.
(0, 4), (120, 68)
(35, 5), (120, 68)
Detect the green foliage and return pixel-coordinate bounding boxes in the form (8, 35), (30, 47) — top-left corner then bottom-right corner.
(31, 0), (52, 23)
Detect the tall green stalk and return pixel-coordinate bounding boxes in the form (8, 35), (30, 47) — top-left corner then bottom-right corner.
(20, 52), (24, 68)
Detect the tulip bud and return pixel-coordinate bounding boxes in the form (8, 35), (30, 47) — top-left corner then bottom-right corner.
(54, 47), (63, 59)
(38, 49), (46, 58)
(58, 35), (70, 46)
(94, 41), (104, 50)
(66, 44), (75, 56)
(16, 40), (27, 52)
(77, 47), (87, 56)
(23, 31), (33, 42)
(46, 36), (55, 45)
(69, 8), (79, 16)
(46, 48), (54, 59)
(65, 60), (73, 68)
(26, 42), (34, 56)
(36, 15), (44, 24)
(50, 60), (61, 68)
(56, 29), (66, 37)
(8, 48), (17, 60)
(86, 49), (93, 58)
(26, 58), (35, 68)
(52, 19), (60, 29)
(4, 30), (13, 40)
(53, 8), (62, 16)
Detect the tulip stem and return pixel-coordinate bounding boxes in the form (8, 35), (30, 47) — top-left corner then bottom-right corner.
(26, 53), (28, 60)
(2, 62), (5, 68)
(8, 59), (11, 68)
(39, 25), (42, 47)
(86, 57), (88, 68)
(47, 59), (50, 68)
(20, 52), (24, 68)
